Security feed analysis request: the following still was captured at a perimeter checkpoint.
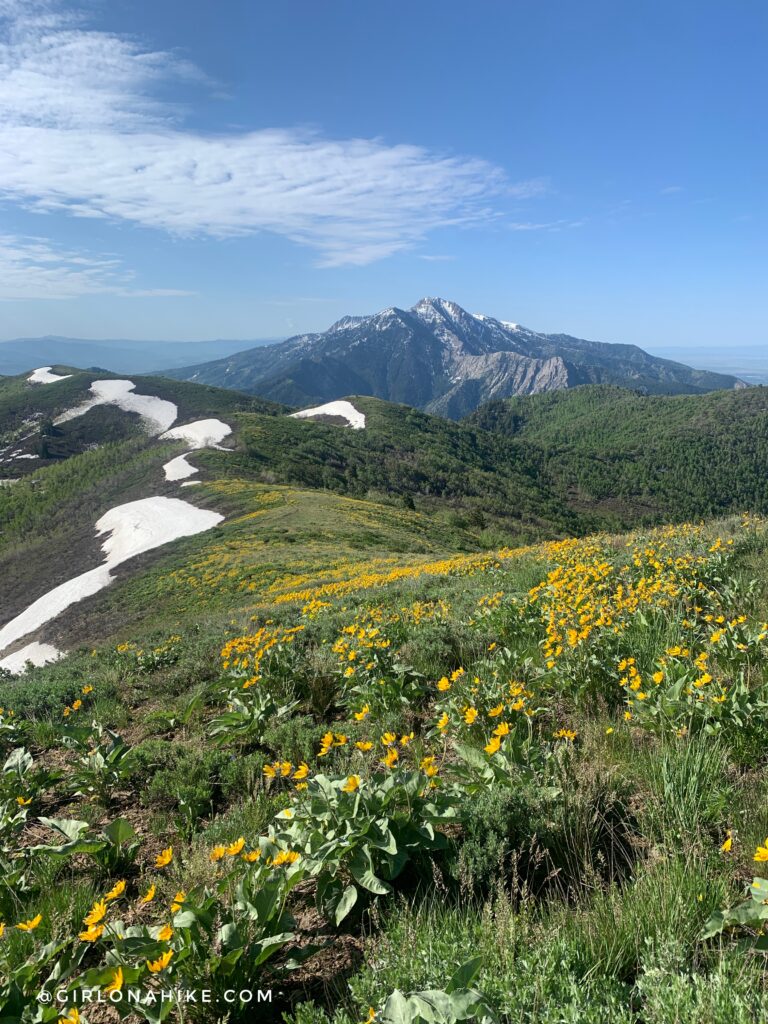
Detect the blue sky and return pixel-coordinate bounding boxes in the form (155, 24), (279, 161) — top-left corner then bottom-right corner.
(0, 0), (765, 350)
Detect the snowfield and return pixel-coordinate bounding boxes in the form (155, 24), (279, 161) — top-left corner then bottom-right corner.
(28, 367), (73, 384)
(161, 419), (232, 448)
(164, 453), (198, 481)
(161, 419), (233, 482)
(290, 401), (366, 429)
(0, 642), (63, 674)
(0, 497), (223, 658)
(55, 380), (178, 435)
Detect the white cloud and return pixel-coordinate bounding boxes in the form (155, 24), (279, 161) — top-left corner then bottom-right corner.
(508, 219), (584, 231)
(0, 3), (541, 268)
(0, 234), (191, 300)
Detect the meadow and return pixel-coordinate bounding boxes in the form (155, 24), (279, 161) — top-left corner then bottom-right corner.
(3, 509), (768, 1022)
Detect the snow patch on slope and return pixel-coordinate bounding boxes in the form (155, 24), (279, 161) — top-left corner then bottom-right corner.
(160, 419), (232, 449)
(0, 642), (63, 675)
(55, 380), (178, 435)
(164, 453), (197, 482)
(290, 401), (366, 429)
(0, 497), (223, 656)
(28, 367), (73, 384)
(160, 419), (232, 481)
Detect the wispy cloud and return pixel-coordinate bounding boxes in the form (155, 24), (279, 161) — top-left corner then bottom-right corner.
(0, 3), (542, 270)
(0, 234), (191, 300)
(508, 219), (584, 231)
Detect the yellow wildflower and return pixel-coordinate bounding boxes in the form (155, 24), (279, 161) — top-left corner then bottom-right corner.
(104, 967), (124, 994)
(104, 880), (125, 902)
(147, 949), (174, 973)
(155, 847), (173, 868)
(383, 747), (399, 768)
(84, 900), (107, 927)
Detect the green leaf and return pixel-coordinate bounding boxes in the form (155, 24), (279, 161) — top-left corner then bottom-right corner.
(349, 851), (392, 895)
(335, 883), (358, 925)
(447, 957), (484, 993)
(103, 817), (136, 846)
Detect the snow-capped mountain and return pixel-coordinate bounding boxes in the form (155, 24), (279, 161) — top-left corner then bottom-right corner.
(167, 298), (746, 418)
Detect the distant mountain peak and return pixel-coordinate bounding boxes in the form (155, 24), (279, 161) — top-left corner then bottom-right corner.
(167, 299), (747, 418)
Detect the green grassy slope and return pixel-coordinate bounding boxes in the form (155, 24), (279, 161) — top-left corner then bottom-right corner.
(2, 510), (768, 1024)
(467, 384), (768, 526)
(231, 395), (586, 539)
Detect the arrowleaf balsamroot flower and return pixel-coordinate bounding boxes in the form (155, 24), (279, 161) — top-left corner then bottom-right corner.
(171, 891), (186, 913)
(342, 775), (361, 793)
(270, 850), (300, 867)
(754, 838), (768, 862)
(226, 837), (245, 856)
(157, 924), (174, 941)
(210, 845), (226, 862)
(104, 880), (125, 901)
(155, 846), (173, 868)
(140, 883), (156, 903)
(78, 924), (104, 942)
(104, 967), (124, 994)
(383, 748), (399, 768)
(721, 830), (733, 853)
(355, 740), (373, 751)
(147, 949), (174, 973)
(553, 728), (578, 742)
(84, 900), (107, 926)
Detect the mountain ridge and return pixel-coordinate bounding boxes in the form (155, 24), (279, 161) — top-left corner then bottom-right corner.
(0, 336), (280, 376)
(165, 297), (746, 417)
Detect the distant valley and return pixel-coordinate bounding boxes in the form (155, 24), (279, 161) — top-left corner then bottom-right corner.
(0, 336), (279, 376)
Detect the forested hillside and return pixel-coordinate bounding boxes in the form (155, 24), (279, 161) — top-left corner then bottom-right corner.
(468, 385), (768, 525)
